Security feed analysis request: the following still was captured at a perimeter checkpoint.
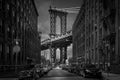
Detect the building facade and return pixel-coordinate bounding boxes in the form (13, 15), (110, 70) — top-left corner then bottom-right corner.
(73, 0), (120, 73)
(0, 0), (41, 72)
(72, 3), (85, 63)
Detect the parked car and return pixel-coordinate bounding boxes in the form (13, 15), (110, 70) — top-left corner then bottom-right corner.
(18, 70), (32, 80)
(34, 64), (44, 77)
(43, 65), (52, 73)
(43, 66), (49, 74)
(69, 64), (77, 73)
(47, 66), (52, 71)
(80, 64), (102, 78)
(62, 65), (70, 71)
(74, 65), (81, 75)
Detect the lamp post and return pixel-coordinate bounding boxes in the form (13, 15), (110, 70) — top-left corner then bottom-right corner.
(13, 39), (21, 72)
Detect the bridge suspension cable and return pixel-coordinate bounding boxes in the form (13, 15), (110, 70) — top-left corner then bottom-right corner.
(51, 7), (80, 13)
(61, 7), (80, 10)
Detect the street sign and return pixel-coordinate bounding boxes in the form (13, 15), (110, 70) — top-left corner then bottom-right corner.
(13, 45), (20, 53)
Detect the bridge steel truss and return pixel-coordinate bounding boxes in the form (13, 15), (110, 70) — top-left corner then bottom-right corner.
(48, 7), (68, 64)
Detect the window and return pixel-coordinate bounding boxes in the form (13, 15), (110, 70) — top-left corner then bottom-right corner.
(12, 10), (15, 17)
(0, 44), (3, 65)
(0, 44), (2, 52)
(17, 1), (20, 7)
(29, 20), (30, 25)
(89, 37), (90, 47)
(0, 20), (3, 33)
(6, 45), (9, 54)
(7, 45), (11, 64)
(26, 17), (28, 22)
(20, 21), (23, 27)
(92, 20), (94, 32)
(29, 9), (30, 14)
(99, 28), (102, 40)
(7, 26), (11, 38)
(21, 7), (23, 12)
(7, 4), (9, 10)
(95, 32), (97, 45)
(0, 0), (2, 10)
(17, 16), (19, 22)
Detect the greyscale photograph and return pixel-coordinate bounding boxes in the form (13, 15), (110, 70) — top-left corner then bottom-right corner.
(0, 0), (120, 80)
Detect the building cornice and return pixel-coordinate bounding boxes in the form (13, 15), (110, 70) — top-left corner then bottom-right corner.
(32, 0), (39, 16)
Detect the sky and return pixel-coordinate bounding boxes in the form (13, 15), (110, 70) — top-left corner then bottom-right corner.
(34, 0), (83, 60)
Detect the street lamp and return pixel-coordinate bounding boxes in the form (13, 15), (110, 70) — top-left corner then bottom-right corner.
(105, 42), (110, 76)
(13, 39), (21, 72)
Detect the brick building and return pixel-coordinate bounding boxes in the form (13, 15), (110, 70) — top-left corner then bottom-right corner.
(73, 0), (120, 73)
(0, 0), (41, 72)
(72, 3), (85, 63)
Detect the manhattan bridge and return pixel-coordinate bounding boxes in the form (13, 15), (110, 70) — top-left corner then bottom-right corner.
(41, 6), (80, 64)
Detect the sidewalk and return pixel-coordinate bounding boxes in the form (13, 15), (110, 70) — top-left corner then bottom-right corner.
(0, 71), (19, 80)
(102, 72), (120, 80)
(0, 78), (18, 80)
(0, 72), (18, 78)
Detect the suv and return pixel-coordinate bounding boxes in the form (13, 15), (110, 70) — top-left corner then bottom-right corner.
(18, 70), (32, 80)
(80, 64), (102, 78)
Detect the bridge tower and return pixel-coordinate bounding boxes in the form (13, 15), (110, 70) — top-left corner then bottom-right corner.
(48, 6), (68, 64)
(49, 6), (67, 37)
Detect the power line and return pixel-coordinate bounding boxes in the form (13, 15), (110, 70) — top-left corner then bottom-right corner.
(61, 7), (81, 10)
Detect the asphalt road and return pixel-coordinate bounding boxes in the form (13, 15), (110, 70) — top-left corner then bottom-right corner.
(39, 68), (102, 80)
